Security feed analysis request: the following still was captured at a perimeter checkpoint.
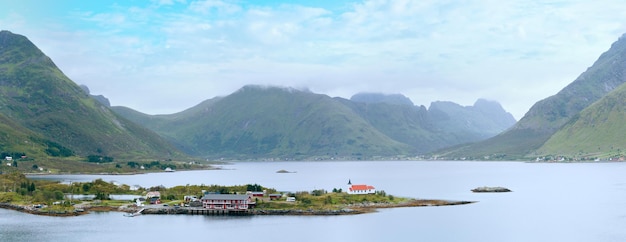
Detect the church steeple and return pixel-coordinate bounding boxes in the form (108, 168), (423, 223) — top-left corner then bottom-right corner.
(348, 179), (352, 185)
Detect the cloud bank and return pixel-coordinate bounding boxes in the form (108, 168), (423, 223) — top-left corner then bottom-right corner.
(1, 0), (625, 119)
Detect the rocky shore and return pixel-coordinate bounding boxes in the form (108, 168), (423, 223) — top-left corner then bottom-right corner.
(135, 199), (475, 216)
(1, 199), (475, 217)
(0, 203), (88, 217)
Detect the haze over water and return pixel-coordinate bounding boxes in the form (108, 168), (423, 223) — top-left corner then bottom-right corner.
(3, 161), (625, 242)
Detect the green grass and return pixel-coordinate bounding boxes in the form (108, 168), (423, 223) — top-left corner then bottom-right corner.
(440, 34), (626, 160)
(536, 82), (626, 160)
(0, 31), (187, 168)
(254, 191), (404, 211)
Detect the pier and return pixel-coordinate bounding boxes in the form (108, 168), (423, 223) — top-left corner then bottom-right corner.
(187, 208), (248, 216)
(138, 206), (250, 216)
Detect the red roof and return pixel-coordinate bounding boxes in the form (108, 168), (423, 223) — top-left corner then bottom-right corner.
(349, 184), (375, 191)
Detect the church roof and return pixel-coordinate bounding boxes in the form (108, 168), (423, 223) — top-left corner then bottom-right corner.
(349, 184), (375, 191)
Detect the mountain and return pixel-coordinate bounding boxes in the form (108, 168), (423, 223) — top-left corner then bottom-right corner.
(114, 85), (516, 159)
(0, 30), (182, 160)
(428, 99), (516, 140)
(351, 93), (415, 106)
(80, 84), (110, 107)
(0, 112), (51, 159)
(338, 98), (516, 154)
(439, 33), (626, 159)
(536, 82), (626, 159)
(128, 85), (413, 159)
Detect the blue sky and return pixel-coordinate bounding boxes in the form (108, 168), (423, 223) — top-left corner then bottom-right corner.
(1, 0), (626, 119)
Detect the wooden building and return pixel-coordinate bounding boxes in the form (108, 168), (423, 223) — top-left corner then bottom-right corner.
(200, 194), (252, 210)
(347, 180), (376, 194)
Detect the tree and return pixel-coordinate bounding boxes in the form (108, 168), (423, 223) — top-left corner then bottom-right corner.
(82, 183), (91, 192)
(12, 161), (17, 167)
(246, 184), (262, 192)
(53, 190), (64, 200)
(324, 195), (333, 204)
(312, 189), (326, 196)
(95, 191), (109, 200)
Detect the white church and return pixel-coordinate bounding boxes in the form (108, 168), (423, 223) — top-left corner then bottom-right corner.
(347, 179), (376, 194)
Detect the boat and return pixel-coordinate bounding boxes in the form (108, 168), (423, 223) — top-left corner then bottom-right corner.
(123, 208), (144, 217)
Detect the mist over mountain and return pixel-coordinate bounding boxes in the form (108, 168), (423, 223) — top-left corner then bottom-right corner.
(350, 93), (415, 106)
(0, 29), (518, 162)
(428, 99), (516, 140)
(5, 27), (626, 163)
(114, 85), (516, 160)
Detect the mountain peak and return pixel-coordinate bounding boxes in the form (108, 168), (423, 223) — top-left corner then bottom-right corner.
(350, 93), (414, 106)
(0, 30), (182, 160)
(0, 30), (35, 53)
(0, 30), (21, 41)
(237, 84), (312, 94)
(474, 98), (506, 113)
(0, 29), (56, 70)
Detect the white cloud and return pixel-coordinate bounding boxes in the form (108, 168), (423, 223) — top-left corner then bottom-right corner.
(188, 0), (241, 14)
(2, 0), (626, 119)
(153, 0), (187, 6)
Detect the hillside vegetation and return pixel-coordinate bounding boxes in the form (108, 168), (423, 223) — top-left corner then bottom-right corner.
(0, 30), (519, 163)
(536, 82), (626, 160)
(438, 33), (626, 160)
(115, 86), (515, 160)
(0, 30), (186, 170)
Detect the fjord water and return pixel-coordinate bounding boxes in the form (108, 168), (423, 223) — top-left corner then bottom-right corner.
(4, 161), (626, 242)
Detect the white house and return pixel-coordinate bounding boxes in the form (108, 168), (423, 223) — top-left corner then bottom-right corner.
(347, 180), (376, 194)
(146, 191), (161, 204)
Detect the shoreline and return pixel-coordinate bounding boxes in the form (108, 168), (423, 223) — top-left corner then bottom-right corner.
(0, 203), (88, 217)
(22, 166), (222, 176)
(0, 199), (475, 217)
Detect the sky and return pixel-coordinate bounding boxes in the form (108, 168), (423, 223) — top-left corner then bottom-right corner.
(1, 0), (625, 119)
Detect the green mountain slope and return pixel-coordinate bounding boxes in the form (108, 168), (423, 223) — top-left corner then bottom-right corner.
(536, 82), (626, 159)
(0, 112), (51, 159)
(339, 100), (437, 153)
(439, 33), (626, 159)
(116, 86), (515, 159)
(428, 99), (516, 141)
(343, 96), (515, 154)
(162, 86), (413, 159)
(0, 30), (182, 160)
(350, 92), (415, 106)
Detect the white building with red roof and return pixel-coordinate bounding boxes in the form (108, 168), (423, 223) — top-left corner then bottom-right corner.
(347, 179), (376, 194)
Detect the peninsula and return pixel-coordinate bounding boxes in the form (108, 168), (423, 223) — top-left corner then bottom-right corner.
(0, 172), (475, 217)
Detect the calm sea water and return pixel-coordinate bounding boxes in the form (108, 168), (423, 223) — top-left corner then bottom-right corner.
(2, 161), (625, 242)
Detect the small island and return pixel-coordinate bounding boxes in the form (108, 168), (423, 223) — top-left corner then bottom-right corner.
(471, 186), (512, 193)
(276, 169), (296, 173)
(0, 172), (475, 217)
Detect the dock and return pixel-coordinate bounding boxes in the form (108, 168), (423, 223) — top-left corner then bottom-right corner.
(187, 208), (248, 216)
(139, 206), (250, 216)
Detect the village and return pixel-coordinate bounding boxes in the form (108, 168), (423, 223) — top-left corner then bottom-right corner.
(128, 180), (381, 216)
(0, 171), (473, 218)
